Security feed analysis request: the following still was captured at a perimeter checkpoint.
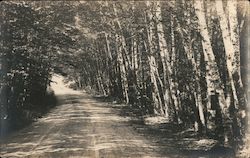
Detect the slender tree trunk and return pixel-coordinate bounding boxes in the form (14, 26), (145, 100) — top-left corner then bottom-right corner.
(142, 6), (163, 114)
(227, 0), (247, 109)
(188, 1), (206, 133)
(194, 0), (231, 144)
(115, 34), (129, 103)
(111, 4), (130, 103)
(215, 0), (240, 110)
(105, 33), (112, 61)
(112, 4), (132, 71)
(170, 4), (182, 123)
(216, 0), (247, 146)
(104, 33), (114, 96)
(147, 54), (163, 114)
(175, 17), (206, 133)
(144, 30), (164, 114)
(154, 1), (176, 120)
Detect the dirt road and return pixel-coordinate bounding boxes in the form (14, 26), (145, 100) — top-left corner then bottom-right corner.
(1, 75), (235, 158)
(1, 75), (179, 158)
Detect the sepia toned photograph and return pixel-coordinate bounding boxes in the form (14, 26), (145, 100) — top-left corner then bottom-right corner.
(0, 0), (249, 157)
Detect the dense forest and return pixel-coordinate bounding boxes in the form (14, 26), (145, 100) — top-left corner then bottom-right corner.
(0, 0), (249, 156)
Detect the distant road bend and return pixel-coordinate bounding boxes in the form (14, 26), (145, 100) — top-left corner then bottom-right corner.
(0, 75), (175, 158)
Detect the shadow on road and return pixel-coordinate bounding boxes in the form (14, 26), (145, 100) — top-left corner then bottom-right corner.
(117, 103), (236, 158)
(92, 95), (235, 158)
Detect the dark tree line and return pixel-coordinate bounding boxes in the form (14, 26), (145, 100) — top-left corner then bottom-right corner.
(0, 2), (76, 134)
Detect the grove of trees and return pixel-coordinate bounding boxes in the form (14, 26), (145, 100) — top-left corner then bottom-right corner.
(0, 2), (76, 134)
(0, 0), (248, 154)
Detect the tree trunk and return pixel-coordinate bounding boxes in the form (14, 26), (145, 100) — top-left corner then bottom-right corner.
(227, 0), (247, 110)
(111, 4), (130, 103)
(154, 1), (177, 120)
(144, 4), (164, 114)
(215, 0), (240, 110)
(115, 34), (129, 103)
(175, 16), (206, 133)
(216, 0), (247, 146)
(194, 0), (231, 144)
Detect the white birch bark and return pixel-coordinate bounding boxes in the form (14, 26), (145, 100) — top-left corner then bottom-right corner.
(116, 35), (129, 103)
(144, 3), (164, 115)
(113, 4), (132, 70)
(194, 0), (229, 117)
(170, 3), (183, 123)
(227, 0), (239, 74)
(104, 33), (112, 60)
(194, 0), (237, 144)
(215, 0), (240, 109)
(110, 4), (130, 103)
(227, 0), (247, 104)
(175, 17), (206, 129)
(151, 1), (181, 119)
